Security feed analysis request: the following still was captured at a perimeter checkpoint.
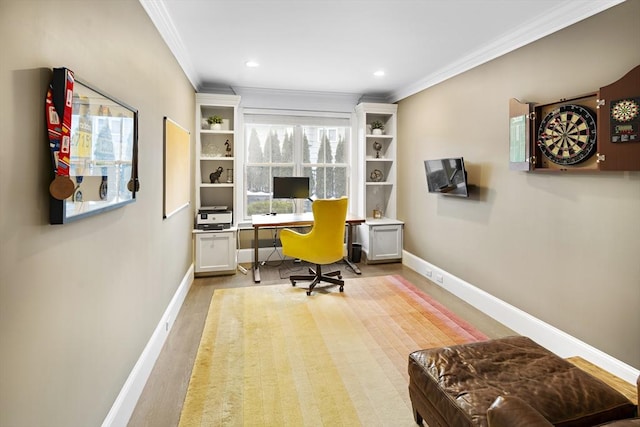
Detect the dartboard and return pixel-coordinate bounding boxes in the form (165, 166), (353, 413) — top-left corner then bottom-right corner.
(611, 99), (639, 122)
(537, 104), (597, 165)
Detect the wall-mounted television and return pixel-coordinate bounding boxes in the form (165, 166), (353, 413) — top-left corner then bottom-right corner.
(273, 176), (310, 199)
(424, 157), (469, 197)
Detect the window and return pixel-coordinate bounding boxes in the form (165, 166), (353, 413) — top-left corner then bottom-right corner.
(244, 113), (350, 218)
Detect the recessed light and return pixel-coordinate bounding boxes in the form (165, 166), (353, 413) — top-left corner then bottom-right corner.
(245, 60), (260, 68)
(373, 70), (385, 77)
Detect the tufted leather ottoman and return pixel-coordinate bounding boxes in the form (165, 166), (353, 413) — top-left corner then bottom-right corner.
(408, 336), (637, 427)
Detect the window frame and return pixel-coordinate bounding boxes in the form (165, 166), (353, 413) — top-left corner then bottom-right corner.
(242, 110), (351, 220)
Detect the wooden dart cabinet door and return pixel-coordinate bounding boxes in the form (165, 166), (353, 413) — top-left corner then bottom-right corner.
(509, 98), (534, 171)
(597, 65), (640, 171)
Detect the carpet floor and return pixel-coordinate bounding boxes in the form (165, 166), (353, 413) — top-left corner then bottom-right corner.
(178, 274), (488, 426)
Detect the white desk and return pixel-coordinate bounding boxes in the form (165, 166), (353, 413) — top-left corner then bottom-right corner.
(250, 213), (365, 283)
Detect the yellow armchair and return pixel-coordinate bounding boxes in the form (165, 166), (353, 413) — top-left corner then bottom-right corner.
(280, 197), (348, 295)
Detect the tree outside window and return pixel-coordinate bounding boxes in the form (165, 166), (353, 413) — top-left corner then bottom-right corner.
(245, 117), (349, 219)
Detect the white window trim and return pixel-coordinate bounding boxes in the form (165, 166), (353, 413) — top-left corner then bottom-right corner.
(242, 109), (353, 220)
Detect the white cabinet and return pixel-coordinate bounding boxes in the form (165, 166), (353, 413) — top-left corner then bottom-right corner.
(194, 230), (237, 275)
(366, 220), (404, 263)
(355, 103), (404, 263)
(194, 94), (241, 275)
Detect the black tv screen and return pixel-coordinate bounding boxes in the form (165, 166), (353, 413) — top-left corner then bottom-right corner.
(424, 158), (469, 197)
(273, 176), (310, 199)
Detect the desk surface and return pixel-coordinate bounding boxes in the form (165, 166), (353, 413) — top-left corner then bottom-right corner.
(250, 212), (364, 283)
(251, 212), (364, 227)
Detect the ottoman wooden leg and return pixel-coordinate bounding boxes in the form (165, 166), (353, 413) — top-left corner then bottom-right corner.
(413, 409), (423, 425)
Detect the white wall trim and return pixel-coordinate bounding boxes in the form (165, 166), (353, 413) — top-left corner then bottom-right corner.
(138, 0), (200, 90)
(101, 264), (195, 427)
(402, 250), (639, 385)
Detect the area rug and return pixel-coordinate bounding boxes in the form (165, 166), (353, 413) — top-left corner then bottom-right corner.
(178, 274), (488, 426)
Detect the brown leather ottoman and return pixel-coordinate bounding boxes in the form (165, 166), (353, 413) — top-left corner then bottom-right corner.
(408, 336), (637, 427)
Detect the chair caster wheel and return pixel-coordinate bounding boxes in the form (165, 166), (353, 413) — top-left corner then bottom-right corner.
(338, 275), (342, 279)
(306, 291), (311, 296)
(339, 286), (344, 292)
(291, 280), (296, 286)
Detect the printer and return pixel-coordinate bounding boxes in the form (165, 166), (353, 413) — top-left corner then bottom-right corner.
(196, 206), (232, 230)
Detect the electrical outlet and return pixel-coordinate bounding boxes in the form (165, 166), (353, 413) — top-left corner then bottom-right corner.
(435, 273), (444, 284)
(425, 269), (432, 277)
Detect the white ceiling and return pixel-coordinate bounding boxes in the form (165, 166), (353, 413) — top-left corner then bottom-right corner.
(140, 0), (624, 102)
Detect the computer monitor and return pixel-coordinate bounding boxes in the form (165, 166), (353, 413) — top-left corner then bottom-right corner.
(272, 176), (310, 199)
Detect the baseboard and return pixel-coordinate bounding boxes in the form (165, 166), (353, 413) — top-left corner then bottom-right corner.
(101, 264), (195, 427)
(402, 250), (639, 385)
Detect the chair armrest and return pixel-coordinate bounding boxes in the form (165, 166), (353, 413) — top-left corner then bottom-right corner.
(487, 396), (554, 427)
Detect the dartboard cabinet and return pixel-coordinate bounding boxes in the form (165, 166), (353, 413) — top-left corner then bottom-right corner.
(509, 65), (640, 172)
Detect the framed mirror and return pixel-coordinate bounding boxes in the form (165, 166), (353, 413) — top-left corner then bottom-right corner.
(48, 68), (139, 224)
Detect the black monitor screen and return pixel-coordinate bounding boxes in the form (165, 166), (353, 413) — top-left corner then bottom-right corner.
(424, 158), (469, 197)
(273, 176), (310, 199)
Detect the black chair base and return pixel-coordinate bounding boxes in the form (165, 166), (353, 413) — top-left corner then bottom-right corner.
(290, 264), (344, 295)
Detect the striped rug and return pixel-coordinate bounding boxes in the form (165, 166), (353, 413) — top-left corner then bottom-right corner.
(178, 275), (488, 426)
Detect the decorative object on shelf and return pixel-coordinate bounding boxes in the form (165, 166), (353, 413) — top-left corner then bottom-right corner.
(209, 166), (224, 183)
(201, 142), (217, 157)
(537, 104), (597, 165)
(224, 139), (232, 157)
(373, 208), (383, 219)
(373, 140), (382, 158)
(99, 175), (108, 200)
(370, 169), (383, 182)
(371, 120), (384, 135)
(201, 118), (209, 129)
(226, 168), (233, 183)
(73, 176), (83, 202)
(207, 115), (223, 130)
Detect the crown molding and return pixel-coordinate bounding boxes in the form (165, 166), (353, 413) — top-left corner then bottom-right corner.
(139, 0), (626, 103)
(231, 86), (362, 113)
(388, 0), (627, 103)
(138, 0), (200, 90)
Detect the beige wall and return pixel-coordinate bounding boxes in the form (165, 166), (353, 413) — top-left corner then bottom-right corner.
(0, 0), (195, 425)
(397, 0), (640, 368)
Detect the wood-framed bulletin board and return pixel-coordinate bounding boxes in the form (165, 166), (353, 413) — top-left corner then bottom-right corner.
(163, 117), (190, 219)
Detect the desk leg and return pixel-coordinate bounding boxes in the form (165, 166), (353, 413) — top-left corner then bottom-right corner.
(253, 226), (261, 283)
(344, 223), (361, 275)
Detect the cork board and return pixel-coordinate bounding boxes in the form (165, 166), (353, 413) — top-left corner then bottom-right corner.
(163, 117), (190, 218)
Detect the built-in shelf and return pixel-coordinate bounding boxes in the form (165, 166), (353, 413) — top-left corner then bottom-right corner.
(194, 93), (241, 275)
(355, 102), (403, 263)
